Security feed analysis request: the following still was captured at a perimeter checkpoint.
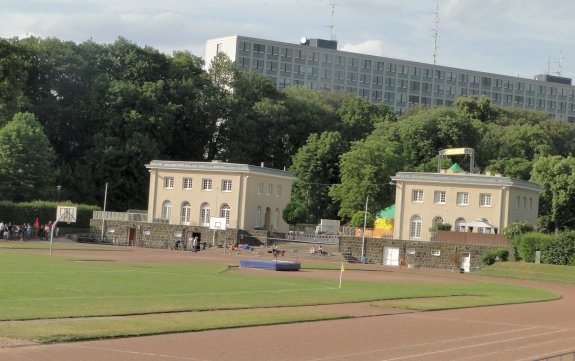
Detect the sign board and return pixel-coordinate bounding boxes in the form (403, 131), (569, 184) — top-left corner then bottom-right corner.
(209, 217), (227, 231)
(56, 206), (77, 223)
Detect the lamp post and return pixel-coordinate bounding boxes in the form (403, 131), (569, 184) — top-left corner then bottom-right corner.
(361, 195), (369, 261)
(56, 185), (61, 202)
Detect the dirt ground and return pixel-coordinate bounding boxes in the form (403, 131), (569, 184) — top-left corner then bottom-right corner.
(1, 240), (575, 361)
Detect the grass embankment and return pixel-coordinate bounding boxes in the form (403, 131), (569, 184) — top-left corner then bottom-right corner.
(0, 252), (559, 342)
(479, 261), (575, 284)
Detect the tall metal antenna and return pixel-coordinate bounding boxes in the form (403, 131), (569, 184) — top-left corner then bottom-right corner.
(556, 49), (565, 76)
(432, 0), (440, 65)
(325, 0), (337, 40)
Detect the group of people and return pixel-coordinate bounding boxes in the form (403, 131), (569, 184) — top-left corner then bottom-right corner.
(309, 245), (328, 255)
(0, 220), (55, 241)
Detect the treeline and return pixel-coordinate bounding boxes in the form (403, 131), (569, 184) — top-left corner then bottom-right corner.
(2, 36), (575, 233)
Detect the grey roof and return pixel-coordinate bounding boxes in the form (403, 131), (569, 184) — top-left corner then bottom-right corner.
(146, 160), (296, 180)
(391, 172), (542, 193)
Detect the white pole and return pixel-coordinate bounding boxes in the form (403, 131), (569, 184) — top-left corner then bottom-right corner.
(361, 196), (369, 260)
(101, 182), (108, 243)
(49, 210), (69, 256)
(338, 262), (345, 288)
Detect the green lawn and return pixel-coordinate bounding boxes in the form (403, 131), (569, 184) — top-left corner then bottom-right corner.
(479, 262), (575, 284)
(0, 252), (560, 343)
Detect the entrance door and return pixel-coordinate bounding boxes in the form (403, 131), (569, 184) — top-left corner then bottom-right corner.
(460, 252), (471, 272)
(128, 227), (136, 246)
(383, 247), (400, 266)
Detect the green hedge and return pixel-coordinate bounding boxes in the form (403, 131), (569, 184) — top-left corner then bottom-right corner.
(480, 248), (510, 265)
(541, 231), (575, 265)
(0, 201), (99, 228)
(517, 232), (553, 262)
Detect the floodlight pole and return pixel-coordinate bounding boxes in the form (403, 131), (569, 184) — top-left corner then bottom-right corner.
(49, 209), (70, 256)
(361, 196), (369, 260)
(101, 182), (108, 243)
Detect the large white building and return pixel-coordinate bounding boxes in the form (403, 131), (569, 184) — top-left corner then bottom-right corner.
(146, 160), (295, 233)
(206, 35), (575, 121)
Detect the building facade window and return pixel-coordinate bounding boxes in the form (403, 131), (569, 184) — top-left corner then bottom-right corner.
(412, 189), (424, 203)
(276, 185), (282, 197)
(409, 215), (422, 239)
(181, 202), (191, 225)
(434, 191), (446, 204)
(274, 208), (280, 230)
(456, 192), (469, 206)
(255, 206), (261, 228)
(480, 193), (492, 207)
(455, 218), (466, 232)
(202, 178), (212, 191)
(161, 201), (172, 221)
(258, 183), (264, 195)
(220, 204), (231, 225)
(222, 180), (232, 192)
(267, 184), (273, 196)
(200, 203), (210, 227)
(164, 177), (174, 189)
(182, 177), (192, 190)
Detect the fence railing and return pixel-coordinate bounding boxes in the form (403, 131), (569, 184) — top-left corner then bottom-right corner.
(532, 350), (575, 361)
(92, 211), (148, 222)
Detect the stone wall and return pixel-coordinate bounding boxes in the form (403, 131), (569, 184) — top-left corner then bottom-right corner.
(339, 236), (501, 270)
(88, 220), (271, 249)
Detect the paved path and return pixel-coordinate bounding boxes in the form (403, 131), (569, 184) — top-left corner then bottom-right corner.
(1, 242), (574, 361)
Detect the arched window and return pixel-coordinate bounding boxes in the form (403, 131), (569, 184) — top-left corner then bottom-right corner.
(181, 202), (191, 225)
(432, 216), (444, 225)
(409, 215), (422, 239)
(455, 218), (466, 232)
(200, 203), (210, 227)
(220, 204), (231, 225)
(255, 206), (261, 228)
(161, 201), (172, 222)
(274, 208), (280, 230)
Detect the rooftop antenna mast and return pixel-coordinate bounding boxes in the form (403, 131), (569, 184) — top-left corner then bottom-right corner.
(324, 0), (337, 40)
(432, 0), (440, 65)
(556, 49), (565, 76)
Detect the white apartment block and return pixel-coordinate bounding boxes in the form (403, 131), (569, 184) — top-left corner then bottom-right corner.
(391, 172), (541, 242)
(206, 35), (575, 121)
(146, 160), (295, 233)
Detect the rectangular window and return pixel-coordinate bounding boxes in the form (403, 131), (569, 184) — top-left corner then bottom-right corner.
(182, 178), (192, 190)
(480, 193), (492, 207)
(164, 177), (174, 189)
(412, 189), (424, 203)
(456, 192), (469, 206)
(267, 184), (273, 196)
(222, 180), (232, 192)
(276, 185), (282, 197)
(431, 250), (441, 256)
(202, 178), (212, 191)
(434, 191), (446, 204)
(406, 248), (416, 255)
(258, 183), (264, 195)
(253, 43), (265, 53)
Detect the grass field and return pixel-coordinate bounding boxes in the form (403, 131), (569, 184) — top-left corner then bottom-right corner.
(0, 251), (560, 343)
(479, 261), (575, 284)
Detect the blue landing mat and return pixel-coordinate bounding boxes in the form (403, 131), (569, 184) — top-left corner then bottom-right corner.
(240, 260), (301, 271)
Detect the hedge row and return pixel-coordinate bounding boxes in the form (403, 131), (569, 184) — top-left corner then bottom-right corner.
(516, 231), (575, 265)
(0, 201), (100, 228)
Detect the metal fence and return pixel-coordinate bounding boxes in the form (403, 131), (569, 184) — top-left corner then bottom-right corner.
(92, 211), (148, 222)
(533, 350), (575, 361)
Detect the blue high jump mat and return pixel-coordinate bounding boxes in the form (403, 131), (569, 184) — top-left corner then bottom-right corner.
(240, 260), (301, 271)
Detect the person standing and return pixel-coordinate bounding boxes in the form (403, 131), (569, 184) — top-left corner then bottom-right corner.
(0, 221), (4, 240)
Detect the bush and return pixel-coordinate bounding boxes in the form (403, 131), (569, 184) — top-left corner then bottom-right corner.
(351, 211), (374, 228)
(503, 222), (535, 261)
(541, 231), (575, 265)
(0, 201), (99, 228)
(480, 248), (510, 265)
(516, 232), (553, 263)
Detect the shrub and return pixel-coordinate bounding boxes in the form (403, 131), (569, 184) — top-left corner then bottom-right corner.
(480, 248), (510, 265)
(503, 222), (535, 261)
(517, 232), (553, 263)
(541, 231), (575, 265)
(351, 211), (374, 228)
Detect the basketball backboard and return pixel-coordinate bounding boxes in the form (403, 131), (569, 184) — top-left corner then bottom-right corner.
(209, 217), (227, 230)
(56, 206), (77, 223)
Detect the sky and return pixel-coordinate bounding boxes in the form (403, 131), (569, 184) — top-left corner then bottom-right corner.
(2, 0), (575, 81)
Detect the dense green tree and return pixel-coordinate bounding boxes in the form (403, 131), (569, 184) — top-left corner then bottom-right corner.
(531, 155), (575, 232)
(0, 38), (27, 125)
(485, 157), (532, 180)
(282, 199), (309, 225)
(337, 96), (396, 143)
(0, 112), (56, 201)
(289, 131), (348, 223)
